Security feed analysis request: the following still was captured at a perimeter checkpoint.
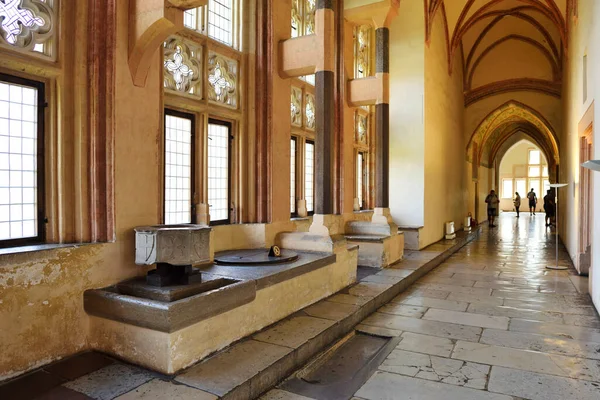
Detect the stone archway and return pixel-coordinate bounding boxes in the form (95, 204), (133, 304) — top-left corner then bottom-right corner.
(466, 101), (560, 220)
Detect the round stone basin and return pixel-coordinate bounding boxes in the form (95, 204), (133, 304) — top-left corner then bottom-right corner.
(215, 249), (299, 265)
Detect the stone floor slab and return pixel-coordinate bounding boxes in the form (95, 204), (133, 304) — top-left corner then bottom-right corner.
(378, 304), (428, 318)
(423, 309), (509, 330)
(399, 288), (450, 300)
(488, 366), (600, 400)
(396, 332), (455, 357)
(175, 340), (292, 396)
(260, 389), (316, 399)
(416, 283), (493, 297)
(327, 293), (370, 306)
(63, 364), (154, 400)
(361, 312), (482, 341)
(509, 318), (600, 343)
(115, 379), (217, 399)
(452, 340), (600, 381)
(418, 276), (476, 287)
(480, 328), (600, 360)
(378, 349), (490, 390)
(446, 292), (504, 306)
(394, 296), (469, 312)
(355, 371), (513, 400)
(254, 316), (335, 348)
(303, 301), (359, 321)
(466, 303), (565, 323)
(348, 282), (393, 298)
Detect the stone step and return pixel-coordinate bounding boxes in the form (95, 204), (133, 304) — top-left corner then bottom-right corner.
(173, 227), (482, 400)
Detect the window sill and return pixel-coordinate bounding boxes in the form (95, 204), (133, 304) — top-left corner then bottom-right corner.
(291, 217), (310, 221)
(0, 242), (98, 257)
(354, 209), (373, 213)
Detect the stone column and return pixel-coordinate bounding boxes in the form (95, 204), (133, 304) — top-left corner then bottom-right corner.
(315, 0), (335, 215)
(372, 26), (393, 226)
(375, 26), (389, 209)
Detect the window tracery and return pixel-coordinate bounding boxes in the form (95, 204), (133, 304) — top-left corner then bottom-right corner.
(0, 0), (55, 56)
(291, 87), (302, 127)
(304, 0), (315, 35)
(354, 25), (372, 79)
(304, 93), (315, 130)
(208, 53), (237, 108)
(163, 37), (202, 97)
(356, 112), (368, 144)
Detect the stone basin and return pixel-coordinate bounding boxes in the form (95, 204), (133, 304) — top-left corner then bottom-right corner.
(134, 224), (211, 266)
(84, 275), (255, 333)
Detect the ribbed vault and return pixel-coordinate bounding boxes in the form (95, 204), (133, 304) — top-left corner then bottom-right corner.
(424, 0), (575, 104)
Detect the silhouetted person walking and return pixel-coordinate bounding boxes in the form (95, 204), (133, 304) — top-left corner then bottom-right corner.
(514, 192), (521, 218)
(485, 190), (500, 227)
(527, 188), (537, 216)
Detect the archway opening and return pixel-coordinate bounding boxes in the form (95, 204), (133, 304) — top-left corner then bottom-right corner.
(497, 139), (549, 213)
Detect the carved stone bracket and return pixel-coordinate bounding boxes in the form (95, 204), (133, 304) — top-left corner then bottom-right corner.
(129, 0), (207, 87)
(347, 74), (389, 107)
(279, 8), (335, 77)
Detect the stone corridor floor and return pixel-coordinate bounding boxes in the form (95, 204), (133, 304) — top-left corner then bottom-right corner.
(265, 213), (600, 400)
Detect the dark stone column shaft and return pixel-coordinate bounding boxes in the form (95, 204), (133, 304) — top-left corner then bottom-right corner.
(314, 0), (334, 215)
(315, 71), (335, 215)
(375, 104), (389, 208)
(375, 27), (389, 208)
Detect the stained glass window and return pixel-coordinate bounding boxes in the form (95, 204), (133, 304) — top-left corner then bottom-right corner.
(208, 121), (230, 224)
(164, 111), (193, 225)
(305, 140), (314, 214)
(0, 75), (43, 243)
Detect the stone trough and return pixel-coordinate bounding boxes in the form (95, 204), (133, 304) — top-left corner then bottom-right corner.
(84, 224), (358, 375)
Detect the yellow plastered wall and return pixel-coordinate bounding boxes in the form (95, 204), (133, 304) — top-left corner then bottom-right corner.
(561, 0), (600, 310)
(421, 10), (468, 247)
(0, 0), (163, 379)
(388, 0), (425, 229)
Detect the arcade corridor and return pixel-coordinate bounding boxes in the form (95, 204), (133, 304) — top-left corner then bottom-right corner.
(265, 214), (600, 400)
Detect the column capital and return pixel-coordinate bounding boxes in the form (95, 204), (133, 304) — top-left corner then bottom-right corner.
(344, 0), (399, 29)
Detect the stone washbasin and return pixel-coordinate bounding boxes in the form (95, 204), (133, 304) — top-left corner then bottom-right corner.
(134, 224), (211, 286)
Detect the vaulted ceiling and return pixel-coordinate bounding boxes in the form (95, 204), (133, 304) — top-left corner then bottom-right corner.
(424, 0), (577, 105)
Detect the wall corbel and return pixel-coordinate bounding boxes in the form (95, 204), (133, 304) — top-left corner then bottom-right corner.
(129, 0), (207, 87)
(279, 8), (335, 78)
(347, 74), (389, 107)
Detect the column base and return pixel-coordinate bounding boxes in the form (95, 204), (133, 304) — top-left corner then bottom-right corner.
(309, 214), (345, 236)
(371, 207), (398, 234)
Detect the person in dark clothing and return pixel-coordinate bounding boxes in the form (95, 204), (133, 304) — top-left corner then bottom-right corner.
(527, 189), (537, 216)
(543, 190), (555, 227)
(485, 190), (500, 227)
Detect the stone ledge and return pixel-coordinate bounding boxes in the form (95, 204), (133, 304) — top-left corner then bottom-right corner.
(172, 226), (481, 399)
